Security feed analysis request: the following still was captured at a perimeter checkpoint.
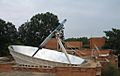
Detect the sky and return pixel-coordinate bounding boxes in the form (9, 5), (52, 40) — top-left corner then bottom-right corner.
(0, 0), (120, 38)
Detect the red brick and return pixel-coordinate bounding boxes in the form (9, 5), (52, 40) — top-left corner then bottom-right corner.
(89, 37), (105, 49)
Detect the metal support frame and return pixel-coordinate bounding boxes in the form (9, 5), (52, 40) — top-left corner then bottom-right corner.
(32, 19), (66, 57)
(55, 33), (71, 64)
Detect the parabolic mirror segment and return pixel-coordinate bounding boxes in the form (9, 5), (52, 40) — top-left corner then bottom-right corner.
(9, 45), (85, 65)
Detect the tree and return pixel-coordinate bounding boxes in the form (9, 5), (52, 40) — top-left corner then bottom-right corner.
(18, 12), (60, 47)
(102, 64), (118, 76)
(104, 28), (120, 54)
(104, 28), (120, 67)
(0, 19), (17, 56)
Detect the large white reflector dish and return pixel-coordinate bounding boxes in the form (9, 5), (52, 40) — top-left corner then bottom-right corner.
(9, 45), (85, 65)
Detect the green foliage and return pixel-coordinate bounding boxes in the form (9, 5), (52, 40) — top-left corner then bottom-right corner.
(0, 12), (60, 56)
(0, 19), (17, 56)
(104, 28), (120, 67)
(65, 37), (88, 43)
(104, 28), (120, 54)
(18, 12), (59, 47)
(102, 64), (120, 76)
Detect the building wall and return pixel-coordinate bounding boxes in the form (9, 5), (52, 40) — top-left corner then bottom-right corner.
(76, 49), (118, 69)
(65, 41), (83, 49)
(76, 49), (111, 57)
(89, 37), (105, 49)
(45, 39), (83, 50)
(0, 63), (101, 76)
(54, 67), (99, 76)
(45, 38), (58, 50)
(0, 63), (13, 72)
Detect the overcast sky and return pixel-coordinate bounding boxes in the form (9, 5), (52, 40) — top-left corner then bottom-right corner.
(0, 0), (120, 38)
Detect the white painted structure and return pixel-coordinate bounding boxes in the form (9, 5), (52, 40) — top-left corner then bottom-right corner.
(8, 45), (85, 67)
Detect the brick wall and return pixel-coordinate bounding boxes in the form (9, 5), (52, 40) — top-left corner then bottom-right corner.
(45, 39), (83, 50)
(65, 41), (83, 49)
(0, 63), (101, 76)
(54, 67), (97, 76)
(45, 38), (58, 50)
(0, 63), (13, 72)
(89, 37), (105, 49)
